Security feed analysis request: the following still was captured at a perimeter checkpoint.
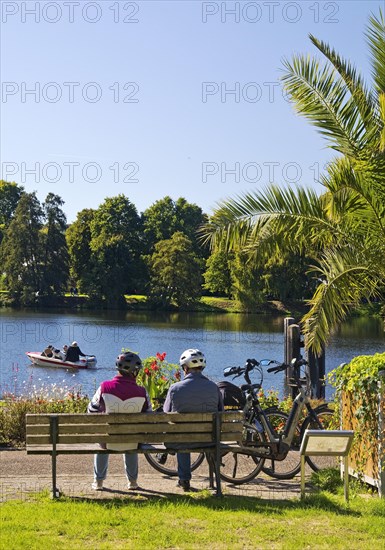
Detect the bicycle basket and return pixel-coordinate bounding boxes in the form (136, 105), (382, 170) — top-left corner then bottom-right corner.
(217, 381), (246, 409)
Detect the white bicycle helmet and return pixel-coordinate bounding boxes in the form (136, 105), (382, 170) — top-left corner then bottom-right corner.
(116, 352), (142, 376)
(179, 349), (206, 370)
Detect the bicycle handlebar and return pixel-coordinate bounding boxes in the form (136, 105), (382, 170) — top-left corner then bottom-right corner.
(267, 357), (308, 374)
(267, 363), (287, 374)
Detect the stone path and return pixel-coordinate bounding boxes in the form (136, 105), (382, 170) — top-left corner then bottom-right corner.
(0, 448), (306, 502)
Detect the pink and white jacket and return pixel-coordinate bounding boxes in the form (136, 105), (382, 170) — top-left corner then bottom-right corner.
(88, 374), (152, 451)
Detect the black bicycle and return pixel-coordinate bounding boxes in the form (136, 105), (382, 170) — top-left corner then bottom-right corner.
(218, 357), (335, 484)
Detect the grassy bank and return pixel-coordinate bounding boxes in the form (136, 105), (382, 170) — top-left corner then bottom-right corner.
(2, 491), (384, 549)
(1, 290), (382, 319)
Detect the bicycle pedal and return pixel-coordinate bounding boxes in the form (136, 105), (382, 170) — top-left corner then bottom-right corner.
(156, 453), (168, 465)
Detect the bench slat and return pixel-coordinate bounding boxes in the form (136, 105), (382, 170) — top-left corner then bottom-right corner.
(27, 429), (243, 446)
(27, 433), (216, 445)
(26, 421), (242, 437)
(26, 444), (222, 454)
(26, 411), (243, 425)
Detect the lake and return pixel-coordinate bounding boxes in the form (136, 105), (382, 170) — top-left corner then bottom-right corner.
(0, 309), (384, 400)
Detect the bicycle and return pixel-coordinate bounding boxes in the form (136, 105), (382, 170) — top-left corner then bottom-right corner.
(219, 357), (335, 484)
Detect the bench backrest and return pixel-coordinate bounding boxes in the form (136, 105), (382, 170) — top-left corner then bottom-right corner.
(26, 411), (244, 447)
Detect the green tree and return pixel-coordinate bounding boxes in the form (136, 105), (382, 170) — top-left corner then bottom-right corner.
(0, 180), (24, 244)
(202, 10), (385, 352)
(203, 250), (233, 297)
(261, 251), (314, 301)
(90, 195), (144, 306)
(142, 196), (208, 256)
(230, 252), (265, 308)
(148, 231), (202, 308)
(40, 193), (69, 295)
(66, 209), (96, 294)
(0, 192), (43, 301)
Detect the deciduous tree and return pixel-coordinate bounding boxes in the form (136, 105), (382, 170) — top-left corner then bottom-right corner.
(90, 195), (144, 306)
(148, 232), (202, 308)
(66, 208), (96, 294)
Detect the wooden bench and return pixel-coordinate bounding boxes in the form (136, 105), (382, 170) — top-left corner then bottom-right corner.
(26, 411), (244, 497)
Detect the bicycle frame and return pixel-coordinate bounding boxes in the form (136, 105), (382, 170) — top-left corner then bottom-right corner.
(226, 358), (327, 462)
(242, 388), (305, 461)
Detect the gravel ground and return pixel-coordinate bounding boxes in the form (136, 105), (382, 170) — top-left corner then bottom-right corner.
(0, 448), (304, 501)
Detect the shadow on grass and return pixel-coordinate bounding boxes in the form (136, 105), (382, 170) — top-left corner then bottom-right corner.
(62, 491), (361, 517)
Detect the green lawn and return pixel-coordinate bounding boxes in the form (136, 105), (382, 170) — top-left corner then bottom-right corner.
(1, 492), (384, 549)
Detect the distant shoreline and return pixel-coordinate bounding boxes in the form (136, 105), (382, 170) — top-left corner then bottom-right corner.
(0, 292), (382, 319)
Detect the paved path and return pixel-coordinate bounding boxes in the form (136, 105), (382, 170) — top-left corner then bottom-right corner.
(0, 449), (306, 502)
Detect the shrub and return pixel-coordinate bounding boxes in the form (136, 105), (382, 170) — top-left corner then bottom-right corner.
(0, 384), (88, 447)
(328, 352), (385, 477)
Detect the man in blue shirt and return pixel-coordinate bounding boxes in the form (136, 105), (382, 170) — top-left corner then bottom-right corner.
(163, 349), (223, 491)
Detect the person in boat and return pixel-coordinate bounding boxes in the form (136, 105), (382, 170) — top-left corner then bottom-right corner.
(65, 341), (87, 363)
(41, 345), (54, 357)
(58, 344), (68, 360)
(87, 351), (152, 491)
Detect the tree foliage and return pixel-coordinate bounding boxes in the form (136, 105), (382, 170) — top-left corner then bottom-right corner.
(89, 195), (144, 305)
(0, 180), (24, 245)
(203, 250), (233, 297)
(0, 192), (69, 302)
(66, 208), (96, 294)
(0, 192), (44, 301)
(148, 231), (202, 307)
(40, 193), (69, 295)
(142, 196), (208, 256)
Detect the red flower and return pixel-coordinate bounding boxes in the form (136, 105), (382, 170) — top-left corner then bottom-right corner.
(156, 352), (166, 362)
(150, 360), (159, 370)
(144, 368), (150, 375)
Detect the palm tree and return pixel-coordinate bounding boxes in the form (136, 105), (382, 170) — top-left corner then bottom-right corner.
(202, 10), (385, 353)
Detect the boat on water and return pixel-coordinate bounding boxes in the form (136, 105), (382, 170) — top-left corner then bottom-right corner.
(26, 352), (97, 369)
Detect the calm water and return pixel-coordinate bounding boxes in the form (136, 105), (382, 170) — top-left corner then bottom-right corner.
(0, 309), (384, 400)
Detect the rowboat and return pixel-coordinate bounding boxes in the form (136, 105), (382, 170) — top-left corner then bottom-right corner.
(26, 352), (97, 369)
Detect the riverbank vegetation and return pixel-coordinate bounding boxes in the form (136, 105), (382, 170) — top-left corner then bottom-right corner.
(0, 185), (318, 313)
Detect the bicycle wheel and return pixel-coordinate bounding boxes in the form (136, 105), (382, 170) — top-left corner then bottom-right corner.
(301, 408), (338, 471)
(144, 451), (205, 476)
(261, 411), (301, 480)
(220, 430), (266, 484)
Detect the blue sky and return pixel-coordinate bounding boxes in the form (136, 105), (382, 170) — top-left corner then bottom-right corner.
(1, 0), (382, 222)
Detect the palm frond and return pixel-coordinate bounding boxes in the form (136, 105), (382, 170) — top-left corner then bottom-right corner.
(281, 56), (365, 156)
(366, 8), (385, 95)
(200, 185), (352, 257)
(309, 33), (376, 139)
(321, 157), (385, 240)
(302, 249), (382, 353)
(379, 92), (385, 151)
